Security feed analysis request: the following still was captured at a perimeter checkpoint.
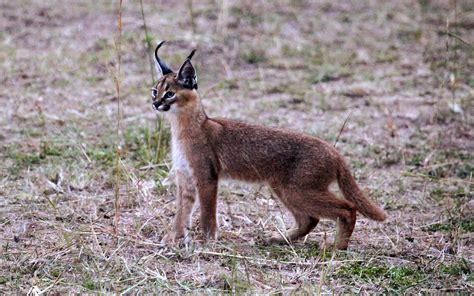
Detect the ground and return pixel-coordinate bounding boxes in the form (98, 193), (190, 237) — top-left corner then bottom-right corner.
(0, 0), (473, 294)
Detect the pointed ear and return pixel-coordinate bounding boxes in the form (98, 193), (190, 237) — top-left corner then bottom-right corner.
(154, 41), (173, 78)
(177, 50), (198, 90)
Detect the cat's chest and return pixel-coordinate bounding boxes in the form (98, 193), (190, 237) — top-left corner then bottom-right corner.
(171, 135), (192, 174)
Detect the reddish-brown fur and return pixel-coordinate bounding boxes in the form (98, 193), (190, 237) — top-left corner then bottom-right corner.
(152, 50), (387, 250)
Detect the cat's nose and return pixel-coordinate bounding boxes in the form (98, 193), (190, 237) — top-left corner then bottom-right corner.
(152, 101), (161, 110)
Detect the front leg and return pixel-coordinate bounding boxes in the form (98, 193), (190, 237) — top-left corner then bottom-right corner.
(194, 162), (219, 241)
(162, 171), (196, 244)
(196, 178), (218, 240)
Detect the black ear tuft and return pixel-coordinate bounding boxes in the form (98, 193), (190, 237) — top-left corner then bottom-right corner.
(154, 41), (174, 77)
(186, 49), (197, 60)
(177, 58), (198, 90)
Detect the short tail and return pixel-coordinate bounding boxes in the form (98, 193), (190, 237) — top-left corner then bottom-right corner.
(337, 162), (387, 221)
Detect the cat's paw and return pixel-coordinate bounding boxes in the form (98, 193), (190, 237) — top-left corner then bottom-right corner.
(161, 232), (182, 245)
(319, 241), (338, 252)
(194, 232), (217, 244)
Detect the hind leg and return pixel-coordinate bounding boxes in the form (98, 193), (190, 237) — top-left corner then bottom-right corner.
(336, 205), (357, 250)
(301, 190), (357, 250)
(269, 213), (319, 244)
(268, 188), (319, 244)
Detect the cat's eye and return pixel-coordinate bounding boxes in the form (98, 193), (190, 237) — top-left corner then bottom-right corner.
(164, 91), (175, 99)
(151, 88), (157, 98)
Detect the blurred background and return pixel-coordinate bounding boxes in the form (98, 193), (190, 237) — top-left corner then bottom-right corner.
(0, 0), (472, 293)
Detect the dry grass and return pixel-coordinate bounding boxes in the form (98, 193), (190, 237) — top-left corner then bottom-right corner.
(0, 0), (473, 293)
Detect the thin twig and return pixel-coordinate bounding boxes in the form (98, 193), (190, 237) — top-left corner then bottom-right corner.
(402, 171), (473, 184)
(334, 112), (352, 147)
(196, 250), (362, 267)
(139, 0), (155, 83)
(113, 0), (124, 239)
(443, 31), (472, 47)
(187, 0), (196, 40)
